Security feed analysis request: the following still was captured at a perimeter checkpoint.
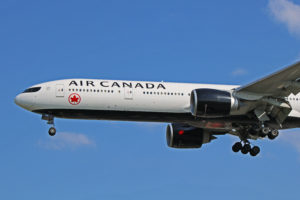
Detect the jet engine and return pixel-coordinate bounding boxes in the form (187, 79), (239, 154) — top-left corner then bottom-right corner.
(190, 88), (239, 117)
(166, 123), (215, 148)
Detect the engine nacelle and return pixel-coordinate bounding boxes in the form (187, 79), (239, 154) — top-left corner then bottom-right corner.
(166, 123), (214, 149)
(190, 88), (238, 117)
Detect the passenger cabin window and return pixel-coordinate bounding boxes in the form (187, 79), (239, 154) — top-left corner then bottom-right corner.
(23, 87), (41, 93)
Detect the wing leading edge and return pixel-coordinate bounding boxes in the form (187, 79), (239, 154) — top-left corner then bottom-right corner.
(235, 61), (300, 98)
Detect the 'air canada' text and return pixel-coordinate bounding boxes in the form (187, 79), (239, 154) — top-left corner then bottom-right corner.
(69, 80), (166, 90)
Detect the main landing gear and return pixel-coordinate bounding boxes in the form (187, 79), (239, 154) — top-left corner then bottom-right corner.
(42, 114), (56, 136)
(231, 126), (279, 157)
(232, 141), (260, 157)
(260, 127), (279, 140)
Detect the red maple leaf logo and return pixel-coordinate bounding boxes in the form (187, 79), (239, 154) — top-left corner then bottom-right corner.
(70, 95), (79, 103)
(68, 93), (81, 105)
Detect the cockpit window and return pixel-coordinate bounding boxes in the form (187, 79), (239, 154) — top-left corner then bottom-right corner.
(23, 87), (41, 93)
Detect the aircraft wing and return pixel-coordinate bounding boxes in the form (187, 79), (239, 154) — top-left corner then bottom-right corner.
(235, 61), (300, 98)
(234, 61), (300, 126)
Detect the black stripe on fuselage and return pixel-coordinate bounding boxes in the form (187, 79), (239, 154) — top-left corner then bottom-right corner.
(32, 109), (300, 129)
(33, 109), (195, 123)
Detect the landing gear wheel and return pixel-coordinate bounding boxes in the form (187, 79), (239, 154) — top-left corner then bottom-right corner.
(241, 144), (251, 154)
(250, 146), (260, 156)
(232, 142), (242, 152)
(268, 129), (279, 140)
(260, 127), (270, 137)
(48, 127), (56, 136)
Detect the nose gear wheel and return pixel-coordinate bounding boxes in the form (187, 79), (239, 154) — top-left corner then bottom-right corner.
(42, 114), (57, 136)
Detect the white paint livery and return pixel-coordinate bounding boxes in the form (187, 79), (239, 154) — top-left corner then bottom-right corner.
(14, 61), (300, 156)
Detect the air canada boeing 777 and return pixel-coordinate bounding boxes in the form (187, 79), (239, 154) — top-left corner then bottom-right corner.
(15, 62), (300, 156)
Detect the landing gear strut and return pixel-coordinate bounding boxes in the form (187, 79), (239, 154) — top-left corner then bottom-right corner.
(42, 114), (56, 136)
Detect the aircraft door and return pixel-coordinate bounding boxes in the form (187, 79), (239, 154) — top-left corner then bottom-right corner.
(55, 84), (65, 97)
(124, 88), (133, 100)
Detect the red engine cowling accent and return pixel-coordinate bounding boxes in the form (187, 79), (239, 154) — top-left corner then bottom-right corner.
(166, 123), (213, 149)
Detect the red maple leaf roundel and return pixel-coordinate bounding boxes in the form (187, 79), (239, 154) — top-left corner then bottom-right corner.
(68, 93), (81, 105)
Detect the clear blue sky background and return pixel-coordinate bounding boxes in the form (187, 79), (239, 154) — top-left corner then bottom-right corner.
(1, 0), (300, 199)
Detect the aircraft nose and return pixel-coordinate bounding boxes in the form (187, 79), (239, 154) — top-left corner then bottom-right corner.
(14, 93), (35, 111)
(14, 94), (21, 106)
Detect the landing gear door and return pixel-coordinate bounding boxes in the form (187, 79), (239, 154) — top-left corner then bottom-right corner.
(55, 84), (65, 97)
(124, 88), (133, 100)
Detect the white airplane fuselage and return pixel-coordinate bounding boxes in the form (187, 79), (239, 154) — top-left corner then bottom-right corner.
(15, 61), (300, 156)
(15, 79), (300, 131)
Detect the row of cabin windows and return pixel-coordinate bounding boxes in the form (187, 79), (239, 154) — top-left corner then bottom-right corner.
(69, 88), (118, 93)
(286, 97), (299, 101)
(143, 91), (190, 96)
(68, 88), (191, 96)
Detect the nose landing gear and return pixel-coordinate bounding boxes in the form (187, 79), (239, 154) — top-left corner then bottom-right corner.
(42, 114), (56, 136)
(48, 127), (56, 136)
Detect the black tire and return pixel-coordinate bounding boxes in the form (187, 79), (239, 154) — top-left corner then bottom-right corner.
(250, 146), (260, 157)
(268, 134), (275, 140)
(232, 142), (242, 152)
(259, 131), (267, 137)
(48, 127), (56, 136)
(268, 130), (279, 140)
(241, 144), (251, 154)
(260, 127), (270, 137)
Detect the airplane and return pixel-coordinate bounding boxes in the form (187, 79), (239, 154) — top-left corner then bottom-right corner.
(15, 61), (300, 156)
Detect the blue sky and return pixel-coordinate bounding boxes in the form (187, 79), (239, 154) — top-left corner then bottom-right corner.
(1, 0), (300, 199)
